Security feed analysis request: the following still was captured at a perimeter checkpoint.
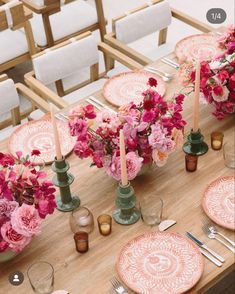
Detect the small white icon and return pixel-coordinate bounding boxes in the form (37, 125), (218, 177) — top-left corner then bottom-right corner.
(13, 274), (20, 282)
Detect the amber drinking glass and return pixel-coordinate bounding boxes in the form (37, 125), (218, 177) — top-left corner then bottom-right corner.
(211, 131), (224, 150)
(185, 154), (198, 172)
(97, 214), (112, 236)
(74, 232), (89, 253)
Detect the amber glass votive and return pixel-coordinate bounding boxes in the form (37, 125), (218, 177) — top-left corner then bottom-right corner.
(211, 131), (224, 150)
(97, 214), (112, 236)
(74, 232), (89, 253)
(185, 154), (198, 172)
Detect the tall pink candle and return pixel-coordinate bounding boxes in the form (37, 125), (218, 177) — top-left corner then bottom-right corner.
(193, 61), (200, 132)
(50, 104), (62, 160)
(119, 130), (128, 186)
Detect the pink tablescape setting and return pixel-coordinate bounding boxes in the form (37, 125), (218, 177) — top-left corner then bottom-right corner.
(0, 1), (235, 293)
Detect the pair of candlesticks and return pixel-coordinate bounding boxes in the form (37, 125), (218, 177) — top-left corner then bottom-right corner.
(52, 156), (140, 225)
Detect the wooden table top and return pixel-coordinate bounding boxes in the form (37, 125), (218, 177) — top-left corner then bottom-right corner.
(0, 52), (235, 294)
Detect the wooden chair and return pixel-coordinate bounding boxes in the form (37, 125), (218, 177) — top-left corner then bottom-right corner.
(0, 74), (49, 138)
(0, 0), (36, 73)
(20, 0), (107, 48)
(104, 0), (214, 74)
(24, 31), (142, 116)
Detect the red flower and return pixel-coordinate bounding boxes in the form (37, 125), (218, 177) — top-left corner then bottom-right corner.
(148, 77), (157, 87)
(213, 85), (223, 96)
(31, 150), (41, 156)
(84, 105), (96, 119)
(217, 70), (229, 83)
(0, 153), (15, 167)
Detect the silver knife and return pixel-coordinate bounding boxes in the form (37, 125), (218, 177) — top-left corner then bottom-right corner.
(161, 58), (179, 69)
(186, 232), (225, 263)
(163, 57), (179, 67)
(89, 96), (116, 113)
(86, 98), (102, 111)
(199, 248), (222, 267)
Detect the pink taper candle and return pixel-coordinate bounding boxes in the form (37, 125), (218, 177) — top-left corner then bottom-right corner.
(193, 61), (200, 132)
(50, 104), (62, 160)
(119, 130), (128, 186)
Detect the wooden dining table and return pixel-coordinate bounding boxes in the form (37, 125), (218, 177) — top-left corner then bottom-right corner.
(0, 50), (234, 294)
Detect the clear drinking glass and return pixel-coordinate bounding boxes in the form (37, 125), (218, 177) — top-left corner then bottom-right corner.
(140, 195), (163, 226)
(69, 206), (94, 234)
(223, 142), (235, 169)
(27, 261), (54, 294)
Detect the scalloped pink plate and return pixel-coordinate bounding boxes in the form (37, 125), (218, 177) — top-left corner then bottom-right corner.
(102, 71), (166, 107)
(117, 232), (204, 294)
(202, 176), (235, 230)
(175, 34), (223, 63)
(8, 118), (76, 165)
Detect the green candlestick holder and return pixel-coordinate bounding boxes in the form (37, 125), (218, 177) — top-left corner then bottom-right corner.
(183, 129), (208, 156)
(113, 182), (140, 225)
(52, 156), (80, 212)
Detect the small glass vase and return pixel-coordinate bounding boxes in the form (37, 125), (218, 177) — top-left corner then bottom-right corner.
(137, 162), (156, 176)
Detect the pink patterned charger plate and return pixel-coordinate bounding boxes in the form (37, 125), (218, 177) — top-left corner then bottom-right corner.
(202, 176), (235, 230)
(102, 71), (166, 107)
(117, 232), (203, 294)
(8, 118), (76, 164)
(175, 34), (223, 62)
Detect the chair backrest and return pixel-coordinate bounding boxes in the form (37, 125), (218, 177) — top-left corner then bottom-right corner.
(113, 0), (172, 44)
(0, 75), (20, 127)
(32, 32), (99, 89)
(0, 0), (26, 31)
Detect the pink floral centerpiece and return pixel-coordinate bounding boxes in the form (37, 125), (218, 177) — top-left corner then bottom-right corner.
(68, 78), (186, 182)
(0, 150), (56, 261)
(179, 25), (235, 120)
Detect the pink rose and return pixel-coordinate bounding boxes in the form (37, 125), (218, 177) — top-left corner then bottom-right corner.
(152, 150), (168, 167)
(0, 199), (19, 217)
(11, 204), (42, 237)
(1, 221), (31, 252)
(105, 152), (143, 181)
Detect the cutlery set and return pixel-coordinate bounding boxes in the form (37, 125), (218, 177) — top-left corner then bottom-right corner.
(186, 222), (235, 267)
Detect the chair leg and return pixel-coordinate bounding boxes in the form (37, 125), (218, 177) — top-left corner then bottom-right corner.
(55, 80), (65, 97)
(95, 0), (107, 42)
(104, 55), (115, 73)
(11, 106), (21, 126)
(90, 63), (99, 82)
(42, 13), (55, 47)
(158, 27), (168, 46)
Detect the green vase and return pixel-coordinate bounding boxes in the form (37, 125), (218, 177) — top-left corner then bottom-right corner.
(0, 250), (18, 263)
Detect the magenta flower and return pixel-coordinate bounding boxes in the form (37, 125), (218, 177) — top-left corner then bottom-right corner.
(74, 141), (93, 159)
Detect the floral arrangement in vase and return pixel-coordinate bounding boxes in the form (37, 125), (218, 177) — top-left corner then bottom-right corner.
(68, 78), (186, 182)
(0, 150), (56, 255)
(179, 25), (235, 120)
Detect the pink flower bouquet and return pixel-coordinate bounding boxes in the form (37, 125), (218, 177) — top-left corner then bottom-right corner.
(68, 78), (186, 182)
(179, 25), (235, 120)
(0, 151), (56, 254)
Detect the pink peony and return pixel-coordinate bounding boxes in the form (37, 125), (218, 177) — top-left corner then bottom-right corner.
(74, 141), (93, 159)
(171, 128), (184, 148)
(0, 199), (19, 218)
(1, 221), (31, 252)
(148, 123), (167, 149)
(69, 118), (88, 139)
(105, 152), (143, 181)
(11, 204), (42, 237)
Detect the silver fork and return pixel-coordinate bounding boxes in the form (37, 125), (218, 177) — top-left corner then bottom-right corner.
(55, 113), (69, 122)
(110, 277), (128, 294)
(202, 220), (235, 247)
(144, 67), (172, 82)
(145, 66), (174, 78)
(202, 225), (235, 254)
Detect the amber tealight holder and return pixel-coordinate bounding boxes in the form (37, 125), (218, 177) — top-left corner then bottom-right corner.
(185, 154), (198, 172)
(97, 214), (112, 236)
(211, 131), (224, 151)
(74, 231), (89, 253)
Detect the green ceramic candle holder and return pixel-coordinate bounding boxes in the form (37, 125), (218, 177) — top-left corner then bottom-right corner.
(52, 156), (80, 212)
(113, 182), (140, 225)
(183, 129), (208, 156)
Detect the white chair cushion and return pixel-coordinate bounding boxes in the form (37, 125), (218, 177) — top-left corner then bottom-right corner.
(33, 34), (99, 84)
(115, 1), (172, 44)
(30, 0), (98, 47)
(63, 78), (106, 104)
(0, 29), (28, 64)
(0, 79), (19, 116)
(28, 108), (45, 120)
